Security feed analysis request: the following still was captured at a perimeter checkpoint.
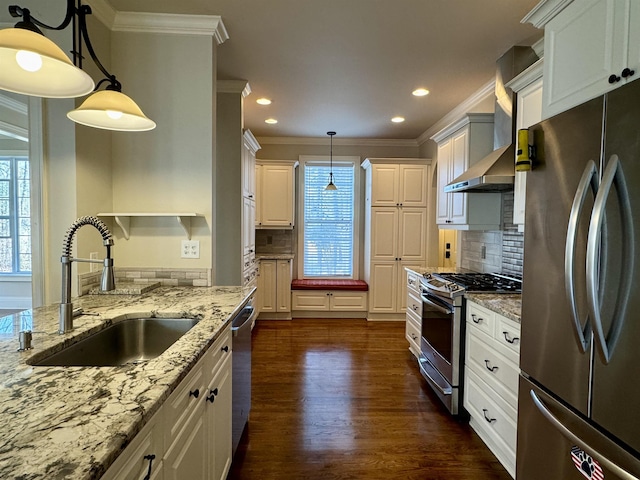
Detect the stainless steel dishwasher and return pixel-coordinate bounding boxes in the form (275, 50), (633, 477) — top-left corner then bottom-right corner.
(231, 295), (256, 455)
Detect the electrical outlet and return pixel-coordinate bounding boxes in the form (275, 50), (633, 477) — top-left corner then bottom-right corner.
(181, 240), (200, 259)
(90, 252), (99, 272)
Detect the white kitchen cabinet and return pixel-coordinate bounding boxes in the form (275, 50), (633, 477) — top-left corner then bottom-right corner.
(464, 300), (520, 478)
(102, 328), (233, 480)
(241, 131), (259, 289)
(507, 60), (544, 231)
(257, 258), (292, 319)
(291, 290), (368, 312)
(255, 161), (298, 229)
(432, 114), (502, 230)
(242, 130), (259, 200)
(525, 0), (640, 118)
(366, 162), (428, 207)
(362, 158), (431, 320)
(405, 269), (422, 358)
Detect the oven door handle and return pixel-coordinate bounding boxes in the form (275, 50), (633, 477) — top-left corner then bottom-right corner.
(421, 294), (454, 315)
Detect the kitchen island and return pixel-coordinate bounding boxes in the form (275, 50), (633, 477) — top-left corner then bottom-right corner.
(0, 285), (254, 479)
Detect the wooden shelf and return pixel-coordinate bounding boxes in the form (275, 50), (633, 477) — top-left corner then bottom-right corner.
(96, 213), (203, 240)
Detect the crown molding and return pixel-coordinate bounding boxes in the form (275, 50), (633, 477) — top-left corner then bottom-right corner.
(430, 113), (494, 144)
(217, 80), (251, 98)
(417, 80), (495, 145)
(112, 12), (229, 44)
(505, 58), (544, 93)
(256, 136), (419, 147)
(0, 93), (28, 116)
(243, 129), (261, 153)
(522, 0), (574, 28)
(0, 120), (28, 142)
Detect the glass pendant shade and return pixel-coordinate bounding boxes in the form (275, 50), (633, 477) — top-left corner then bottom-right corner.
(67, 90), (156, 131)
(0, 27), (94, 98)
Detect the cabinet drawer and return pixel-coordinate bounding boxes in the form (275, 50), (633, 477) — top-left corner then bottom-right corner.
(464, 369), (517, 455)
(164, 353), (209, 446)
(406, 313), (420, 348)
(101, 410), (163, 480)
(406, 270), (421, 296)
(466, 330), (519, 408)
(205, 327), (232, 381)
(331, 292), (367, 311)
(291, 291), (330, 311)
(466, 301), (496, 337)
(496, 316), (521, 355)
(406, 291), (422, 317)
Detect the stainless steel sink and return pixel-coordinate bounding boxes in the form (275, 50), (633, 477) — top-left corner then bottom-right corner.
(31, 317), (200, 366)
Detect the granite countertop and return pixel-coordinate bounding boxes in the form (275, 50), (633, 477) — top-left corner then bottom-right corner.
(464, 293), (522, 322)
(0, 285), (254, 480)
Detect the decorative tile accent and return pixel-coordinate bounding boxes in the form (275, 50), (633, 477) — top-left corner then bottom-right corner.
(255, 229), (295, 254)
(78, 267), (213, 296)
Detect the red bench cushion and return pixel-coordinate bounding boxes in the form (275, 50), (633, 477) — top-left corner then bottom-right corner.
(291, 279), (368, 291)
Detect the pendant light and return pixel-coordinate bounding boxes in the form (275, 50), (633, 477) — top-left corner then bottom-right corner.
(0, 1), (155, 132)
(325, 131), (337, 191)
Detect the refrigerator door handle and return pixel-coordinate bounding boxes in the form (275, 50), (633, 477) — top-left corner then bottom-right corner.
(586, 155), (634, 364)
(565, 160), (598, 353)
(530, 389), (640, 480)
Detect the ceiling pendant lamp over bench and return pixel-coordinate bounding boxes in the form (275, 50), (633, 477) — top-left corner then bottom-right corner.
(0, 0), (155, 132)
(325, 131), (337, 191)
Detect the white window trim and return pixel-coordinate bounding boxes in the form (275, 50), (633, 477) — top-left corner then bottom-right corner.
(297, 155), (361, 280)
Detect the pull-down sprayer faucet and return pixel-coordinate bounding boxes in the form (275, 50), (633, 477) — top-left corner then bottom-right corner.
(60, 216), (115, 334)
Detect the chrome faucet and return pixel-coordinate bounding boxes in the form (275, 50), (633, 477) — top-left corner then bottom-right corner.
(59, 216), (115, 334)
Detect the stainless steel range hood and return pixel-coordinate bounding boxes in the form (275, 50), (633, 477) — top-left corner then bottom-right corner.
(445, 46), (538, 193)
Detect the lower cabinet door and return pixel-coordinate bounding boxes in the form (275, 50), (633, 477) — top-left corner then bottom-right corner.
(207, 357), (233, 480)
(163, 404), (208, 480)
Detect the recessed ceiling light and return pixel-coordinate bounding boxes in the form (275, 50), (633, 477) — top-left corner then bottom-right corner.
(391, 116), (405, 123)
(412, 88), (430, 97)
(265, 118), (278, 124)
(256, 98), (272, 105)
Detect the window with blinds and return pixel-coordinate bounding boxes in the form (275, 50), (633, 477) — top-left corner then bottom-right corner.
(0, 157), (31, 274)
(303, 163), (355, 277)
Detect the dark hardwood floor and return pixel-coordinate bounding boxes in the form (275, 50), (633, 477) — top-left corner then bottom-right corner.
(228, 319), (511, 480)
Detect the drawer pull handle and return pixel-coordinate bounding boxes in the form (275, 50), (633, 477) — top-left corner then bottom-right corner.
(484, 360), (499, 372)
(503, 332), (520, 344)
(412, 305), (419, 311)
(221, 345), (229, 353)
(410, 333), (418, 340)
(482, 409), (497, 424)
(142, 454), (156, 480)
(471, 314), (483, 324)
(189, 389), (200, 398)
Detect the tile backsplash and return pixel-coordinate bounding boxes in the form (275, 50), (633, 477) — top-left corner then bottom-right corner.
(459, 191), (524, 277)
(78, 267), (212, 296)
(255, 229), (295, 254)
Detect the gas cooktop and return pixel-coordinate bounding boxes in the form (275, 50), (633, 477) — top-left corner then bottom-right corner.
(425, 272), (522, 294)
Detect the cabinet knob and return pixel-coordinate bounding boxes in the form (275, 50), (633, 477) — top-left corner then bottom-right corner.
(622, 67), (635, 79)
(189, 389), (200, 399)
(206, 388), (219, 403)
(609, 74), (621, 84)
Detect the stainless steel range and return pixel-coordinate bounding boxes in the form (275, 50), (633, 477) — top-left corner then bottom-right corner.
(418, 272), (521, 415)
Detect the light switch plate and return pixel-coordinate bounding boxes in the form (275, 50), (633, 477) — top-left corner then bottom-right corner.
(181, 240), (200, 259)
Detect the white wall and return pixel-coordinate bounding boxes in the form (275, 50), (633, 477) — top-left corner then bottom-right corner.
(109, 31), (216, 269)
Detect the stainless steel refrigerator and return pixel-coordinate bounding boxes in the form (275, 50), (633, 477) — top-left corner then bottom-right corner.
(517, 78), (640, 479)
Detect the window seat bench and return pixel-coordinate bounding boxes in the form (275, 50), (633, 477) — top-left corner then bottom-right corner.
(290, 280), (368, 317)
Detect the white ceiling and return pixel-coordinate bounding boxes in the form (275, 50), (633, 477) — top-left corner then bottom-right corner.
(107, 0), (542, 140)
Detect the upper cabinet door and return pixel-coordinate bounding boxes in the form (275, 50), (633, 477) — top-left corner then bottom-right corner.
(542, 0), (640, 118)
(436, 140), (453, 224)
(399, 165), (428, 207)
(258, 165), (295, 228)
(449, 129), (469, 224)
(370, 165), (400, 206)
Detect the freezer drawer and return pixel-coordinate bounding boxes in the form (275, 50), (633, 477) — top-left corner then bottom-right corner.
(517, 375), (640, 480)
